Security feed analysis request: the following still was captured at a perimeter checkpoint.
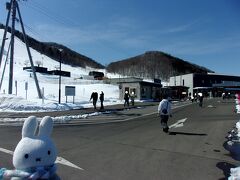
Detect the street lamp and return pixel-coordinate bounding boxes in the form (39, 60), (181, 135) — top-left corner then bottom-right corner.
(58, 48), (63, 104)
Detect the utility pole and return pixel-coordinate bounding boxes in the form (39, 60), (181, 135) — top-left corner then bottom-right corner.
(8, 0), (16, 94)
(0, 42), (10, 90)
(58, 49), (63, 104)
(0, 0), (12, 68)
(0, 0), (42, 98)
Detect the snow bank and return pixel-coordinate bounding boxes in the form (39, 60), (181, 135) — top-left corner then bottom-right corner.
(226, 94), (240, 179)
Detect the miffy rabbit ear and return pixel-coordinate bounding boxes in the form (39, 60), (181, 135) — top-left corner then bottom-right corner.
(38, 116), (53, 137)
(22, 116), (38, 138)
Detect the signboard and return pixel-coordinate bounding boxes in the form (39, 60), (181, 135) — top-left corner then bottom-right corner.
(25, 82), (28, 90)
(65, 86), (75, 96)
(25, 82), (28, 99)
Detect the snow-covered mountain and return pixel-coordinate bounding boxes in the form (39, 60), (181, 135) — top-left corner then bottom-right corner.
(0, 23), (104, 69)
(0, 29), (120, 112)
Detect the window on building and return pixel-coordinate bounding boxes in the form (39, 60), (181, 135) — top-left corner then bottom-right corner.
(141, 87), (147, 98)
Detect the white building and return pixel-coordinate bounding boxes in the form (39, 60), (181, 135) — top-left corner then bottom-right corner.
(170, 73), (240, 97)
(169, 73), (194, 95)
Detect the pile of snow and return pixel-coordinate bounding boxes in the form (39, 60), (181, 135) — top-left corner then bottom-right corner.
(0, 30), (121, 112)
(226, 94), (240, 179)
(235, 93), (240, 113)
(229, 167), (240, 180)
(226, 122), (240, 160)
(226, 124), (240, 179)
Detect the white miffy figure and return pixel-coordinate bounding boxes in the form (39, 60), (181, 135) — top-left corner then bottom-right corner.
(10, 116), (58, 180)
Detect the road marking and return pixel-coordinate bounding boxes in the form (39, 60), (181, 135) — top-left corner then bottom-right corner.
(0, 147), (84, 171)
(0, 147), (13, 155)
(207, 105), (216, 108)
(169, 118), (187, 129)
(56, 157), (84, 170)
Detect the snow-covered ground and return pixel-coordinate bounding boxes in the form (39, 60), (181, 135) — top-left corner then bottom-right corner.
(0, 29), (122, 112)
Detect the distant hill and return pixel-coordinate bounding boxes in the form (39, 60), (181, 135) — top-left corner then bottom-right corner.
(0, 23), (104, 69)
(0, 24), (214, 80)
(106, 51), (214, 81)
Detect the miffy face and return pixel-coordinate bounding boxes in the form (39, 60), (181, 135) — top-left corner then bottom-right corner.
(13, 137), (57, 169)
(13, 116), (57, 170)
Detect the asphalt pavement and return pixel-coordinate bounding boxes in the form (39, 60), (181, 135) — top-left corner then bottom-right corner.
(0, 100), (191, 125)
(0, 98), (239, 180)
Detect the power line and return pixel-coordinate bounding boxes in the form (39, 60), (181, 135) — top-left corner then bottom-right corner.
(17, 0), (134, 63)
(21, 23), (47, 41)
(19, 0), (77, 27)
(0, 0), (43, 98)
(32, 0), (78, 26)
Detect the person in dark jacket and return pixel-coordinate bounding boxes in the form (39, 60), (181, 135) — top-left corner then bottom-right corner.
(124, 91), (130, 107)
(198, 93), (204, 107)
(130, 92), (135, 106)
(99, 91), (104, 110)
(90, 90), (98, 109)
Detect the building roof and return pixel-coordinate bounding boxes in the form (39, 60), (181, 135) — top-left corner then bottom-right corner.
(193, 87), (212, 89)
(225, 88), (240, 91)
(119, 80), (162, 88)
(139, 81), (162, 87)
(170, 73), (240, 79)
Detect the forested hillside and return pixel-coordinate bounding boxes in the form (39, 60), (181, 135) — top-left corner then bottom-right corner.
(106, 51), (214, 81)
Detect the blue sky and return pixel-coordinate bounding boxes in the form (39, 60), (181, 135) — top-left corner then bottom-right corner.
(1, 0), (240, 75)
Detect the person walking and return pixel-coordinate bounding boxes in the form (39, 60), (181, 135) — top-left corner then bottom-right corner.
(198, 93), (204, 107)
(90, 90), (98, 109)
(222, 92), (226, 100)
(158, 95), (172, 133)
(130, 91), (135, 106)
(99, 91), (104, 110)
(124, 91), (130, 107)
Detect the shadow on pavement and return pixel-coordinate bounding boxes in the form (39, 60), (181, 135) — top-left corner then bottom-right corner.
(216, 162), (236, 180)
(111, 111), (142, 117)
(168, 131), (207, 136)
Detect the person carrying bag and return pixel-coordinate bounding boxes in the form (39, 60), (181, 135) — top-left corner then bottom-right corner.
(158, 95), (172, 133)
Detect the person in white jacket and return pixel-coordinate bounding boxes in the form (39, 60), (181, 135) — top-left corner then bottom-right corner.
(158, 95), (172, 133)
